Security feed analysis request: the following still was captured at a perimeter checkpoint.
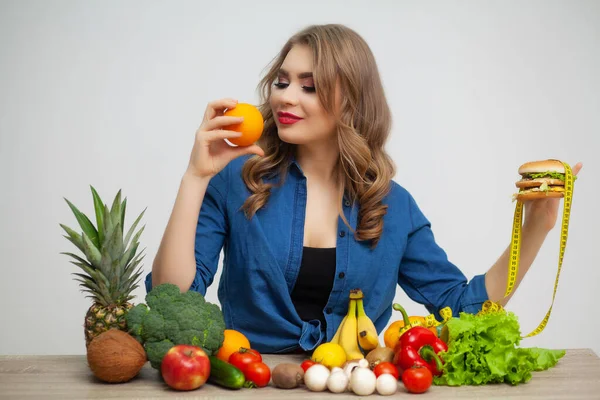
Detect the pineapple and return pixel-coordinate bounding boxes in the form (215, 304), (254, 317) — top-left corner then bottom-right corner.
(60, 186), (146, 347)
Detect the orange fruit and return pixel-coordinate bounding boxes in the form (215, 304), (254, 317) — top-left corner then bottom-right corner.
(215, 329), (251, 362)
(223, 103), (264, 146)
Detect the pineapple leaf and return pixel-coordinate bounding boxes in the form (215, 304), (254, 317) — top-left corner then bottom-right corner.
(110, 190), (122, 232)
(121, 253), (145, 283)
(99, 245), (113, 284)
(71, 265), (111, 306)
(124, 209), (146, 249)
(68, 261), (98, 282)
(109, 270), (118, 299)
(92, 267), (111, 289)
(102, 205), (114, 250)
(63, 236), (84, 257)
(120, 255), (145, 301)
(123, 269), (144, 292)
(82, 232), (102, 268)
(121, 198), (127, 235)
(95, 274), (114, 304)
(112, 258), (123, 297)
(73, 278), (95, 292)
(125, 250), (145, 270)
(79, 289), (97, 301)
(99, 219), (124, 291)
(72, 272), (93, 283)
(120, 240), (140, 272)
(72, 273), (103, 293)
(107, 222), (124, 264)
(132, 224), (145, 243)
(127, 226), (145, 264)
(60, 224), (81, 241)
(122, 285), (139, 303)
(60, 223), (85, 253)
(122, 286), (139, 303)
(62, 252), (95, 272)
(80, 289), (109, 306)
(64, 198), (99, 250)
(124, 263), (144, 281)
(90, 186), (105, 246)
(97, 257), (118, 304)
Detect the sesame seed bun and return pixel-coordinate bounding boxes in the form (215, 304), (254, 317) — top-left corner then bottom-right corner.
(518, 159), (565, 175)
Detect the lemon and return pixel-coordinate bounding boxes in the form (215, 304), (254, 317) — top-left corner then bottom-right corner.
(311, 342), (347, 369)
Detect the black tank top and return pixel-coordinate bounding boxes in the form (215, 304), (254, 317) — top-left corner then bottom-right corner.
(290, 246), (336, 329)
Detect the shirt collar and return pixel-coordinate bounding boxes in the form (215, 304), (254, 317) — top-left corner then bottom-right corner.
(288, 155), (305, 178)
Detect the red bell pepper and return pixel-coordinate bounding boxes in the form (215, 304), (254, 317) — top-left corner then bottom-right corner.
(391, 303), (447, 376)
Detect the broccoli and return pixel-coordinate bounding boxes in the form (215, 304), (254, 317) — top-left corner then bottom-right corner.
(126, 283), (226, 369)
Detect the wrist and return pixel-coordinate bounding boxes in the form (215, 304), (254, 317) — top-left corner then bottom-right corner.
(182, 170), (212, 186)
(522, 221), (551, 237)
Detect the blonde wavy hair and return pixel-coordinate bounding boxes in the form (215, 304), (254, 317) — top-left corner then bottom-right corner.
(241, 24), (395, 247)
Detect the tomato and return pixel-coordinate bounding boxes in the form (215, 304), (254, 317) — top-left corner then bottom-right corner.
(373, 362), (400, 380)
(244, 362), (271, 388)
(300, 359), (317, 372)
(401, 366), (433, 394)
(228, 348), (262, 373)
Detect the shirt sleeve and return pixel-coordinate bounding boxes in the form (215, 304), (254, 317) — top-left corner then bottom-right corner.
(397, 193), (489, 318)
(144, 169), (229, 295)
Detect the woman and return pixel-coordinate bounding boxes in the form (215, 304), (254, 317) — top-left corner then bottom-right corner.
(146, 24), (582, 353)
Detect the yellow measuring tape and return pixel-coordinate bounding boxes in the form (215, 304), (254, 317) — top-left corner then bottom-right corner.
(502, 161), (575, 338)
(397, 307), (453, 337)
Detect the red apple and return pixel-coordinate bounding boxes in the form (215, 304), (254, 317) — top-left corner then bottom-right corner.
(161, 345), (210, 391)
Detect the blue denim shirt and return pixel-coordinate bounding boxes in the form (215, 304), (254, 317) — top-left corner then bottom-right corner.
(145, 155), (489, 353)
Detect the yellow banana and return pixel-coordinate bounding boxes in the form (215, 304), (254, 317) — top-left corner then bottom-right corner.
(330, 314), (348, 344)
(339, 298), (364, 360)
(356, 298), (380, 351)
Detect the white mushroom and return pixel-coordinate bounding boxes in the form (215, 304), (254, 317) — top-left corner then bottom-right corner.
(304, 364), (330, 392)
(376, 373), (398, 395)
(350, 366), (377, 396)
(327, 367), (349, 393)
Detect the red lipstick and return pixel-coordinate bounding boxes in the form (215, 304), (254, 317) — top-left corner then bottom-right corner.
(277, 112), (302, 125)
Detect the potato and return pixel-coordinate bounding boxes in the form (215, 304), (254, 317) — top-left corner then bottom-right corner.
(271, 363), (305, 389)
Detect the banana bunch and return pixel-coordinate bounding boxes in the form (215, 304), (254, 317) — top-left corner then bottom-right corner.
(330, 289), (380, 360)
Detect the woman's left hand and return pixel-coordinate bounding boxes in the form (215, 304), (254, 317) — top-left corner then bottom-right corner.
(523, 162), (583, 232)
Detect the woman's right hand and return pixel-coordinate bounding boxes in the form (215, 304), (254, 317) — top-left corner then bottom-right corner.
(186, 98), (265, 179)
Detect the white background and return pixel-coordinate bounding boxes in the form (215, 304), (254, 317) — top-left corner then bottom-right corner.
(1, 0), (598, 356)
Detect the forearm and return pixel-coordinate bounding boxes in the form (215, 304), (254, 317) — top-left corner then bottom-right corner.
(484, 223), (550, 306)
(152, 172), (211, 292)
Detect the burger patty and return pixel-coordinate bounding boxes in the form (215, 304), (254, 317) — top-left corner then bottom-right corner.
(518, 186), (565, 193)
(515, 178), (565, 189)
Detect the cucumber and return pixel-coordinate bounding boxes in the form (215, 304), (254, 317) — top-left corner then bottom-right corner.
(208, 356), (246, 390)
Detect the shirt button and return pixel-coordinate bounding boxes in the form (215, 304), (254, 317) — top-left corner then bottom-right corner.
(338, 272), (345, 279)
(344, 200), (351, 207)
(339, 231), (346, 237)
(325, 308), (333, 314)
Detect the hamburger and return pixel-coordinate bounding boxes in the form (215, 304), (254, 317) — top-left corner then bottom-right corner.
(514, 159), (571, 201)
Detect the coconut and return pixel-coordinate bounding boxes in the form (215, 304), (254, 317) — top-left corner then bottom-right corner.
(86, 329), (147, 383)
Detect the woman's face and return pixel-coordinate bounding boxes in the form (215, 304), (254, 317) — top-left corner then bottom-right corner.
(269, 45), (338, 145)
